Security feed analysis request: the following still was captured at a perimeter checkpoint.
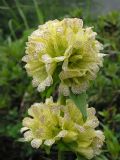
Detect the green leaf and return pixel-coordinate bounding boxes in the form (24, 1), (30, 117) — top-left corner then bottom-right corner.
(69, 92), (87, 121)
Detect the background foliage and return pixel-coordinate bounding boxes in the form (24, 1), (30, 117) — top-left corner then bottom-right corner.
(0, 0), (120, 160)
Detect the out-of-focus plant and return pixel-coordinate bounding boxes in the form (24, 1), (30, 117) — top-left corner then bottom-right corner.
(88, 12), (120, 113)
(104, 126), (120, 160)
(0, 0), (44, 39)
(0, 37), (26, 109)
(0, 29), (38, 109)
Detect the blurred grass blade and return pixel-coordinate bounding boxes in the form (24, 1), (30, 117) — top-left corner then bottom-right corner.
(8, 19), (17, 40)
(33, 0), (44, 24)
(2, 0), (19, 21)
(14, 0), (29, 29)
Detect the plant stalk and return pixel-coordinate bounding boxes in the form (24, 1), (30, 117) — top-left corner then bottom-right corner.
(58, 94), (66, 105)
(58, 150), (63, 160)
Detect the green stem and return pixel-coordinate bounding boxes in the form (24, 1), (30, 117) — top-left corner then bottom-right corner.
(58, 150), (63, 160)
(76, 153), (87, 160)
(58, 94), (66, 105)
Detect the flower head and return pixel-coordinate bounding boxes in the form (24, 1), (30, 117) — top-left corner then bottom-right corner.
(22, 18), (104, 95)
(20, 98), (104, 159)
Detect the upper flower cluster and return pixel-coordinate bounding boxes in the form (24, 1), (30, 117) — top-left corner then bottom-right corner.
(22, 18), (104, 96)
(21, 97), (105, 159)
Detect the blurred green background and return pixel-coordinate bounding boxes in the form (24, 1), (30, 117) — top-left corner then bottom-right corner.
(0, 0), (120, 160)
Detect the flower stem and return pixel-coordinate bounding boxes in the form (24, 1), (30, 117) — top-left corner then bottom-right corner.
(58, 94), (66, 105)
(58, 150), (63, 160)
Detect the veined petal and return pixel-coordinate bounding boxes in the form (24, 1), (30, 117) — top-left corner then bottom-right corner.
(24, 131), (33, 141)
(44, 139), (55, 146)
(31, 139), (42, 148)
(20, 127), (29, 133)
(56, 130), (68, 138)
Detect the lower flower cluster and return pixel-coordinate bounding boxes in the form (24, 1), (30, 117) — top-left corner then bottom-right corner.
(20, 97), (104, 159)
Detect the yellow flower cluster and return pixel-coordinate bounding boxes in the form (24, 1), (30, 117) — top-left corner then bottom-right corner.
(22, 18), (104, 96)
(21, 98), (104, 159)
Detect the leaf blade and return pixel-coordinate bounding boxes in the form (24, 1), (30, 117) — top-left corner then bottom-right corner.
(69, 92), (87, 121)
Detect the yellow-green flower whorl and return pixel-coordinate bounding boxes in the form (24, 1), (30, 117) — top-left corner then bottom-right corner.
(22, 18), (104, 95)
(21, 98), (104, 159)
